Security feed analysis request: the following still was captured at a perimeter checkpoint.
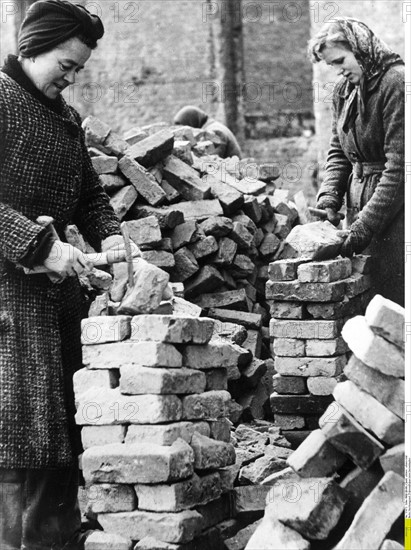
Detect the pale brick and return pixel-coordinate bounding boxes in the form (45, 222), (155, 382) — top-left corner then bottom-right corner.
(189, 235), (219, 259)
(268, 258), (308, 281)
(120, 366), (206, 395)
(305, 337), (348, 356)
(127, 129), (174, 168)
(81, 425), (126, 449)
(239, 449), (292, 484)
(109, 185), (138, 220)
(273, 414), (305, 430)
(81, 316), (131, 345)
(194, 288), (249, 311)
(75, 387), (182, 425)
(351, 254), (372, 274)
(379, 443), (404, 477)
(124, 216), (162, 247)
(98, 509), (203, 544)
(269, 301), (304, 319)
(235, 485), (271, 515)
(218, 464), (240, 493)
(344, 355), (404, 419)
(266, 477), (347, 540)
(365, 294), (405, 349)
(87, 484), (136, 513)
(297, 257), (352, 283)
(344, 273), (372, 298)
(280, 220), (344, 260)
(129, 315), (214, 344)
(184, 265), (225, 297)
(245, 517), (310, 550)
(272, 374), (307, 394)
(91, 155), (118, 174)
(307, 377), (338, 395)
(203, 368), (227, 391)
(380, 541), (404, 550)
(261, 466), (300, 486)
(182, 391), (231, 420)
(273, 338), (305, 357)
(306, 294), (364, 320)
(85, 531), (131, 550)
(83, 439), (193, 484)
(342, 315), (404, 377)
(135, 472), (221, 512)
(334, 472), (404, 550)
(333, 381), (404, 445)
(73, 368), (119, 399)
(191, 433), (235, 470)
(287, 429), (346, 477)
(183, 338), (250, 369)
(208, 309), (262, 330)
(270, 318), (343, 339)
(208, 418), (231, 442)
(82, 341), (182, 369)
(125, 422), (210, 446)
(320, 403), (385, 469)
(274, 356), (346, 377)
(266, 278), (346, 302)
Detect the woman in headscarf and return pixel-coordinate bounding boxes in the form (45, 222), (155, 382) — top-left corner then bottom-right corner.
(173, 105), (243, 159)
(308, 17), (404, 306)
(0, 1), (126, 548)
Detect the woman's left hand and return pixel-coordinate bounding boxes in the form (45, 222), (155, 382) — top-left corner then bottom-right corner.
(102, 235), (141, 260)
(339, 219), (373, 256)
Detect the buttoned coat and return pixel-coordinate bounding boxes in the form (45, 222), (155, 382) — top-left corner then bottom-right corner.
(0, 72), (120, 468)
(318, 65), (404, 305)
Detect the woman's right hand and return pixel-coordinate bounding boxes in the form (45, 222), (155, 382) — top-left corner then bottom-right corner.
(43, 241), (93, 278)
(322, 207), (342, 227)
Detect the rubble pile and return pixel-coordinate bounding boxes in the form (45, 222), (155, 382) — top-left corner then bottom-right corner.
(76, 314), (241, 549)
(242, 294), (405, 549)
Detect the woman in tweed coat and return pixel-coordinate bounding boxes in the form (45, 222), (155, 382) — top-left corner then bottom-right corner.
(0, 1), (124, 548)
(308, 18), (404, 306)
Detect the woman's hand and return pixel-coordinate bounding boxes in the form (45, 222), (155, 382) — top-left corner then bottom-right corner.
(339, 219), (373, 256)
(102, 235), (141, 260)
(43, 241), (93, 277)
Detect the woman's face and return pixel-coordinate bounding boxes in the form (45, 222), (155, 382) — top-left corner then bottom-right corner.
(320, 45), (364, 85)
(24, 37), (92, 99)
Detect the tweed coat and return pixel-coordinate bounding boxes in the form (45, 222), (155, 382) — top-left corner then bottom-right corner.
(0, 71), (121, 468)
(318, 65), (404, 306)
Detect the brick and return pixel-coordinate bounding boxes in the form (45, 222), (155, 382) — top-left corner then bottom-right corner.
(209, 309), (261, 330)
(235, 485), (271, 515)
(125, 422), (210, 446)
(173, 139), (192, 164)
(119, 156), (166, 206)
(98, 509), (203, 544)
(270, 318), (343, 339)
(305, 337), (348, 356)
(73, 368), (119, 399)
(85, 531), (132, 550)
(110, 185), (138, 220)
(273, 414), (305, 430)
(76, 388), (182, 425)
(191, 433), (235, 469)
(273, 338), (305, 357)
(202, 173), (244, 215)
(181, 390), (231, 420)
(88, 293), (109, 317)
(280, 221), (345, 260)
(189, 235), (219, 259)
(130, 315), (214, 345)
(171, 221), (200, 250)
(218, 464), (240, 493)
(240, 359), (266, 388)
(81, 316), (130, 345)
(266, 278), (346, 302)
(344, 273), (372, 298)
(120, 366), (206, 395)
(306, 293), (365, 320)
(83, 439), (193, 484)
(184, 266), (225, 298)
(199, 216), (233, 237)
(160, 179), (181, 203)
(306, 377), (338, 395)
(208, 417), (231, 442)
(135, 527), (223, 550)
(380, 541), (404, 550)
(124, 217), (162, 247)
(239, 450), (291, 484)
(245, 517), (310, 550)
(261, 466), (300, 486)
(273, 213), (292, 239)
(268, 259), (307, 281)
(173, 247), (200, 281)
(195, 493), (234, 530)
(342, 316), (404, 378)
(379, 443), (404, 477)
(99, 173), (127, 192)
(183, 338), (250, 370)
(140, 250), (175, 270)
(334, 472), (404, 550)
(266, 477), (347, 540)
(272, 374), (307, 394)
(268, 301), (303, 319)
(297, 258), (352, 283)
(103, 131), (129, 157)
(87, 483), (136, 513)
(194, 289), (250, 311)
(365, 294), (404, 349)
(344, 355), (404, 419)
(287, 429), (346, 477)
(172, 297), (202, 317)
(118, 259), (170, 315)
(83, 341), (182, 369)
(333, 381), (404, 445)
(131, 205), (184, 229)
(225, 520), (262, 550)
(86, 268), (112, 291)
(211, 237), (238, 266)
(240, 331), (262, 359)
(320, 402), (385, 469)
(127, 129), (174, 167)
(135, 472), (221, 512)
(230, 221), (254, 250)
(124, 127), (148, 145)
(274, 356), (346, 377)
(258, 233), (281, 258)
(204, 368), (227, 391)
(225, 176), (266, 196)
(270, 393), (333, 414)
(231, 254), (256, 278)
(243, 195), (263, 223)
(340, 462), (384, 508)
(163, 155), (211, 201)
(82, 115), (111, 145)
(81, 425), (126, 449)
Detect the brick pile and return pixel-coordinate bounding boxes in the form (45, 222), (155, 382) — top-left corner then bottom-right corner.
(75, 314), (242, 549)
(266, 253), (372, 445)
(242, 294), (405, 549)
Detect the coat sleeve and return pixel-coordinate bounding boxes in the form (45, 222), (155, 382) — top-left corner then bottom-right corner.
(71, 110), (121, 251)
(357, 69), (404, 234)
(316, 84), (352, 210)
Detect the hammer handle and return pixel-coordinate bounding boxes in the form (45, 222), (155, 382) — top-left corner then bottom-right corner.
(308, 207), (345, 221)
(24, 250), (128, 275)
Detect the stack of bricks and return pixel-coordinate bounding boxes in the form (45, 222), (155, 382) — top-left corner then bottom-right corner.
(244, 294), (405, 549)
(266, 254), (372, 446)
(75, 314), (240, 549)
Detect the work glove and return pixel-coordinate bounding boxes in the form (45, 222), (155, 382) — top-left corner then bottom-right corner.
(316, 196), (341, 227)
(339, 219), (373, 257)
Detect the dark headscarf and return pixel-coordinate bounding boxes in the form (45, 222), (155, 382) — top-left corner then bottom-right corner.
(333, 18), (404, 131)
(18, 0), (104, 57)
(173, 106), (208, 128)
